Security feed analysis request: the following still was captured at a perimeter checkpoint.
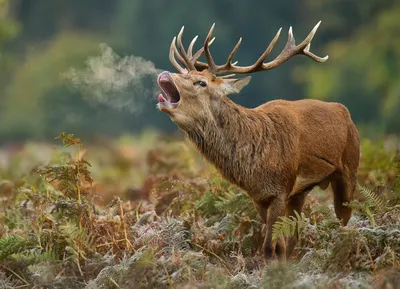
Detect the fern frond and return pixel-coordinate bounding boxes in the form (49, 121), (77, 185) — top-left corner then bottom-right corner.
(216, 214), (238, 235)
(196, 190), (219, 218)
(0, 235), (32, 260)
(312, 204), (341, 229)
(214, 191), (258, 218)
(60, 222), (96, 251)
(345, 200), (377, 227)
(272, 211), (307, 241)
(313, 204), (335, 220)
(11, 249), (56, 265)
(357, 184), (386, 212)
(60, 222), (82, 241)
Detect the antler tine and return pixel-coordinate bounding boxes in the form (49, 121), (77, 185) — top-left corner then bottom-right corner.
(169, 26), (211, 73)
(297, 21), (320, 49)
(220, 74), (236, 79)
(261, 21), (328, 70)
(168, 26), (216, 73)
(174, 49), (187, 67)
(226, 37), (242, 67)
(169, 36), (187, 74)
(187, 35), (198, 58)
(303, 43), (329, 62)
(172, 40), (187, 68)
(192, 37), (215, 63)
(259, 26), (296, 70)
(298, 21), (328, 62)
(203, 23), (217, 71)
(193, 46), (237, 72)
(251, 27), (282, 70)
(194, 61), (209, 71)
(177, 26), (196, 70)
(205, 27), (282, 74)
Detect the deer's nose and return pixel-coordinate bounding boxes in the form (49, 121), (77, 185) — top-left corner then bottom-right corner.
(158, 71), (170, 76)
(157, 71), (171, 81)
(157, 71), (174, 87)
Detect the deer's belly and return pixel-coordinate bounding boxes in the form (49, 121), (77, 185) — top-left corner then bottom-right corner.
(217, 163), (291, 199)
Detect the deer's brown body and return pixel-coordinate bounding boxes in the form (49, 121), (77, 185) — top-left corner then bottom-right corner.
(156, 22), (360, 260)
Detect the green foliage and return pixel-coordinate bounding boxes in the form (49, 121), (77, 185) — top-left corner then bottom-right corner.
(0, 1), (20, 44)
(359, 138), (398, 186)
(272, 211), (307, 241)
(392, 158), (400, 202)
(36, 133), (93, 202)
(297, 0), (400, 134)
(260, 263), (297, 289)
(0, 235), (32, 260)
(345, 184), (386, 227)
(312, 203), (341, 230)
(11, 250), (56, 266)
(358, 184), (386, 211)
(0, 32), (108, 139)
(196, 186), (258, 221)
(0, 133), (399, 287)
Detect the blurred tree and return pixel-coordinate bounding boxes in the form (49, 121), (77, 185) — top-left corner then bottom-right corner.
(0, 32), (102, 139)
(0, 0), (20, 107)
(0, 0), (398, 142)
(296, 0), (399, 135)
(0, 0), (19, 45)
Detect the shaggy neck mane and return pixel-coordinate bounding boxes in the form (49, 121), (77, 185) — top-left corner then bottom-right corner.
(184, 96), (273, 188)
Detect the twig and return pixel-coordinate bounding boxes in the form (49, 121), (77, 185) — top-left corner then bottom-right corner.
(76, 144), (82, 203)
(13, 285), (30, 289)
(4, 267), (30, 287)
(96, 239), (133, 248)
(118, 198), (135, 252)
(364, 242), (375, 272)
(161, 261), (175, 289)
(136, 201), (142, 222)
(109, 277), (120, 288)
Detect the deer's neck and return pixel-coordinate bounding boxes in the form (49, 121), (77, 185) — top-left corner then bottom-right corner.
(185, 97), (270, 188)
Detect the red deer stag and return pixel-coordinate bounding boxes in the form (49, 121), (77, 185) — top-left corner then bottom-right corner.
(156, 21), (360, 261)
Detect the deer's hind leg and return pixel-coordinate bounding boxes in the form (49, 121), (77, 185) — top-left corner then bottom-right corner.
(331, 166), (357, 226)
(286, 158), (337, 258)
(331, 129), (360, 226)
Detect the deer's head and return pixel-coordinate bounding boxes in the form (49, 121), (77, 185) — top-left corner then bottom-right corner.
(157, 22), (328, 129)
(157, 70), (251, 126)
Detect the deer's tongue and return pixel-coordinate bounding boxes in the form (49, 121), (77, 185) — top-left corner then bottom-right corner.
(158, 94), (167, 102)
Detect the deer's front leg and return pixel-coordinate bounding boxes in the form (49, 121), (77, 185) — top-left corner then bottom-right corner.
(258, 196), (286, 261)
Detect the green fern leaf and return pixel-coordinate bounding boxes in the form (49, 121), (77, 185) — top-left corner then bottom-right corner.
(357, 184), (386, 212)
(272, 212), (307, 241)
(0, 235), (32, 260)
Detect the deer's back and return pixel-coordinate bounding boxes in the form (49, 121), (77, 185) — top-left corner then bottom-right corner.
(256, 99), (358, 169)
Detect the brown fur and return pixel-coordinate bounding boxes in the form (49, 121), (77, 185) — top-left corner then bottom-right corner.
(158, 69), (360, 261)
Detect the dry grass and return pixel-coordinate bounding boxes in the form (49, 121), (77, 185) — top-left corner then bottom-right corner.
(0, 132), (399, 289)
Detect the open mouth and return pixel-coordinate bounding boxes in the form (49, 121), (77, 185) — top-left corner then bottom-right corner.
(157, 71), (180, 108)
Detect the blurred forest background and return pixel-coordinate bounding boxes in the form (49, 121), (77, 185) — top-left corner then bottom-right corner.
(0, 2), (399, 287)
(0, 0), (398, 143)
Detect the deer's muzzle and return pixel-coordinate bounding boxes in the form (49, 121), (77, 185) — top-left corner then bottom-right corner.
(157, 71), (180, 109)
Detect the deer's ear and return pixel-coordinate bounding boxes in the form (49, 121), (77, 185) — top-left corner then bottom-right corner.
(220, 76), (251, 95)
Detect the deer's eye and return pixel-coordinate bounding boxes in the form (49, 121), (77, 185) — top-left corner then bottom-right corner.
(194, 81), (207, 87)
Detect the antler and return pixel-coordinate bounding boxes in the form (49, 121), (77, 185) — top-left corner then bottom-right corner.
(203, 21), (328, 75)
(169, 21), (328, 76)
(169, 26), (215, 74)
